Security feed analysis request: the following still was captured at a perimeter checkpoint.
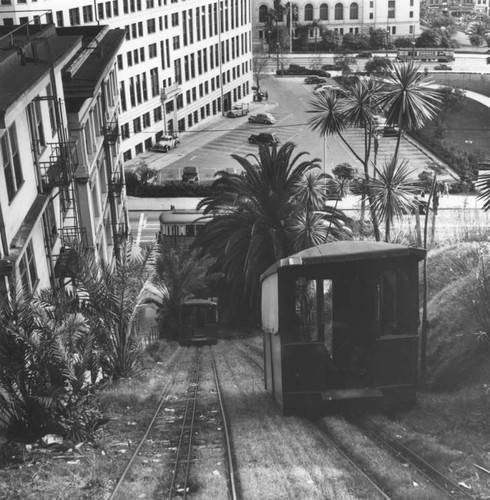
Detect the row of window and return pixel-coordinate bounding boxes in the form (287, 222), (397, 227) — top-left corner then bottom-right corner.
(122, 81), (249, 160)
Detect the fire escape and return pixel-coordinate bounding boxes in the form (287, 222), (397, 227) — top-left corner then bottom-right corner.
(103, 118), (128, 252)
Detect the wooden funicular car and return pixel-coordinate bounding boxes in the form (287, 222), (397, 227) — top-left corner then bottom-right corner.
(178, 298), (218, 346)
(260, 241), (426, 415)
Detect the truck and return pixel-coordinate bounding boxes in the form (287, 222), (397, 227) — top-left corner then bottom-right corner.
(226, 103), (249, 118)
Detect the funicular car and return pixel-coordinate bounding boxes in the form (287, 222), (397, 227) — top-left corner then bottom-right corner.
(260, 241), (426, 415)
(178, 298), (218, 346)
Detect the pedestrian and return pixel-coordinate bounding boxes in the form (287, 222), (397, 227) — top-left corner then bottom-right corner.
(443, 181), (449, 197)
(265, 91), (268, 100)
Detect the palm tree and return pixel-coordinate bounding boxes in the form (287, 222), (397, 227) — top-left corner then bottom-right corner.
(308, 77), (384, 240)
(194, 142), (351, 316)
(377, 60), (442, 162)
(148, 242), (211, 339)
(368, 156), (419, 242)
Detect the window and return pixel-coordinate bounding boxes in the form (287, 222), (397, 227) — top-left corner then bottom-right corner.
(334, 3), (343, 20)
(56, 10), (63, 26)
(173, 35), (180, 50)
(123, 0), (128, 13)
(140, 47), (145, 62)
(153, 106), (162, 122)
(133, 117), (142, 134)
(150, 68), (159, 96)
(138, 21), (143, 36)
(304, 4), (313, 21)
(83, 5), (93, 22)
(121, 123), (130, 139)
(120, 82), (127, 111)
(149, 43), (157, 58)
(258, 5), (267, 23)
(1, 124), (23, 202)
(46, 84), (56, 136)
(106, 1), (112, 17)
(98, 3), (105, 20)
(19, 240), (38, 294)
(127, 51), (133, 66)
(147, 18), (156, 33)
(133, 48), (139, 64)
(410, 11), (413, 18)
(43, 201), (57, 250)
(349, 2), (358, 20)
(319, 3), (328, 20)
(69, 7), (80, 26)
(27, 98), (46, 155)
(113, 0), (119, 16)
(117, 54), (123, 70)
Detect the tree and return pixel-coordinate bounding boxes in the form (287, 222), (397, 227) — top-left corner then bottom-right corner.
(368, 156), (419, 242)
(369, 29), (390, 50)
(193, 142), (351, 317)
(469, 34), (486, 47)
(252, 56), (269, 92)
(321, 29), (342, 52)
(308, 76), (384, 240)
(364, 56), (392, 75)
(148, 242), (211, 339)
(377, 61), (442, 163)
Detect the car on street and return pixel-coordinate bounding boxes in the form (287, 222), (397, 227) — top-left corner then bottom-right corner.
(304, 75), (328, 84)
(152, 134), (180, 152)
(248, 132), (279, 146)
(313, 84), (343, 95)
(356, 51), (373, 58)
(382, 126), (400, 137)
(226, 103), (249, 118)
(248, 112), (276, 125)
(434, 64), (452, 71)
(181, 166), (199, 183)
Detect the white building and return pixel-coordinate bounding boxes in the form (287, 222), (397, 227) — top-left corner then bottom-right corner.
(252, 0), (421, 49)
(0, 1), (254, 162)
(0, 22), (127, 304)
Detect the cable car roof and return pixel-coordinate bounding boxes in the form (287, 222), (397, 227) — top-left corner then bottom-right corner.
(261, 241), (426, 281)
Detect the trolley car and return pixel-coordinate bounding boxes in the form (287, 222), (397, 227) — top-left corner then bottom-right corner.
(396, 47), (454, 62)
(260, 241), (426, 415)
(178, 298), (218, 346)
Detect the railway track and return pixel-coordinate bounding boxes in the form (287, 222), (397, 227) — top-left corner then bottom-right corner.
(108, 346), (239, 500)
(346, 414), (477, 499)
(234, 342), (474, 499)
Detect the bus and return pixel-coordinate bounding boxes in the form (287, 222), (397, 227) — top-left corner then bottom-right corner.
(396, 47), (455, 63)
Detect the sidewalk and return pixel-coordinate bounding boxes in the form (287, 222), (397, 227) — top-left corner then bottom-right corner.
(124, 98), (275, 172)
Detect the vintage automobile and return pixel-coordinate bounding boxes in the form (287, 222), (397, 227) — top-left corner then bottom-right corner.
(248, 132), (279, 145)
(152, 134), (180, 152)
(248, 113), (276, 125)
(181, 166), (199, 183)
(226, 103), (250, 118)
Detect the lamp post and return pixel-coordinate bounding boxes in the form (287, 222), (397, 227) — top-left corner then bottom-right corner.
(276, 42), (280, 71)
(268, 30), (271, 58)
(411, 41), (415, 61)
(160, 88), (167, 136)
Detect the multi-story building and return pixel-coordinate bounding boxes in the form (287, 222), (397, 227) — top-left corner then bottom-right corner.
(0, 22), (126, 304)
(252, 1), (421, 49)
(0, 1), (254, 162)
(426, 0), (488, 16)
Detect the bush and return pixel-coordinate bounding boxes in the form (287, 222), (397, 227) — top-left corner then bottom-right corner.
(126, 180), (216, 197)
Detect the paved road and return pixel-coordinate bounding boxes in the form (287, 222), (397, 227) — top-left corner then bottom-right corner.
(143, 75), (454, 183)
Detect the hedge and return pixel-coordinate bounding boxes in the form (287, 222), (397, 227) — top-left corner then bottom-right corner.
(126, 180), (216, 197)
(276, 66), (331, 77)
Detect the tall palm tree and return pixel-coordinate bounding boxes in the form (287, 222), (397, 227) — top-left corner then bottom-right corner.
(377, 60), (442, 162)
(194, 142), (351, 316)
(368, 156), (419, 242)
(308, 77), (384, 240)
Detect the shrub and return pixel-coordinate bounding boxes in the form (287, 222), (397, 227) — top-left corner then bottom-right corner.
(276, 67), (331, 77)
(126, 180), (216, 197)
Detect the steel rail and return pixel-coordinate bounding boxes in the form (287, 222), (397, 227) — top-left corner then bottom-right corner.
(168, 348), (201, 500)
(346, 414), (477, 499)
(108, 347), (186, 500)
(209, 346), (239, 500)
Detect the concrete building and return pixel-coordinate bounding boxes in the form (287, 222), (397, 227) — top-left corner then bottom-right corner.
(252, 0), (421, 50)
(0, 22), (127, 304)
(0, 1), (254, 162)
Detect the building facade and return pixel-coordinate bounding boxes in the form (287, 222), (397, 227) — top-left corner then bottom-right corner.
(252, 0), (421, 49)
(0, 1), (254, 162)
(0, 23), (127, 304)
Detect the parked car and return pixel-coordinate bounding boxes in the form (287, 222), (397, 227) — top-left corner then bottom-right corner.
(304, 75), (328, 84)
(153, 134), (180, 152)
(382, 126), (400, 137)
(248, 113), (276, 125)
(226, 104), (249, 118)
(248, 132), (279, 146)
(313, 84), (340, 95)
(182, 166), (199, 183)
(253, 90), (267, 101)
(434, 64), (452, 71)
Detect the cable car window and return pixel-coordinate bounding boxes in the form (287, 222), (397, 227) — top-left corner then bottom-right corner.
(181, 305), (193, 325)
(294, 278), (332, 344)
(377, 271), (397, 336)
(205, 304), (217, 323)
(186, 224), (196, 237)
